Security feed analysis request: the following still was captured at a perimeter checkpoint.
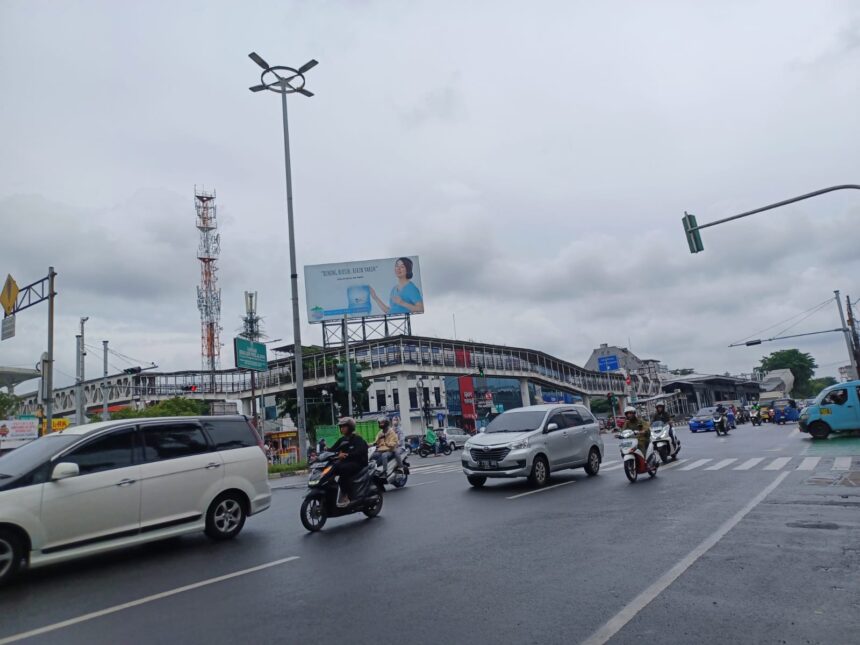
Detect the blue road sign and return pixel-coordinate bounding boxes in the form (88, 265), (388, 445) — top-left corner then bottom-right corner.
(598, 355), (619, 372)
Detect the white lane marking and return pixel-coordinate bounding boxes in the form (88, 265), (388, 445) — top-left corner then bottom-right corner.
(764, 457), (792, 470)
(734, 458), (765, 470)
(0, 556), (300, 645)
(705, 458), (737, 471)
(680, 458), (711, 471)
(658, 460), (684, 470)
(832, 457), (852, 471)
(602, 463), (624, 472)
(581, 472), (789, 645)
(796, 457), (821, 471)
(411, 464), (461, 474)
(506, 480), (575, 499)
(390, 480), (438, 489)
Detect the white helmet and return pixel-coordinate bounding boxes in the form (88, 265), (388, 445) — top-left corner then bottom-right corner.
(624, 405), (636, 414)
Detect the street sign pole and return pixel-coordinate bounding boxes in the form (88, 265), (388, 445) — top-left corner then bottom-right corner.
(342, 317), (353, 416)
(45, 267), (56, 436)
(102, 340), (109, 421)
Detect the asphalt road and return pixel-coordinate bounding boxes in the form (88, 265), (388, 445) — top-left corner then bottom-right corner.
(1, 422), (858, 645)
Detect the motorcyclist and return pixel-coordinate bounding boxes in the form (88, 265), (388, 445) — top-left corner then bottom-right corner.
(329, 417), (369, 507)
(372, 418), (400, 473)
(650, 402), (677, 444)
(621, 405), (651, 460)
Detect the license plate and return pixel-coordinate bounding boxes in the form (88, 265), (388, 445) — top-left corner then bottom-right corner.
(479, 461), (498, 469)
(821, 408), (831, 415)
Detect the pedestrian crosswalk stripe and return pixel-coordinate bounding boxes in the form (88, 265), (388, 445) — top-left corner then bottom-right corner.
(796, 457), (820, 471)
(680, 459), (711, 471)
(602, 463), (624, 472)
(764, 457), (791, 470)
(734, 458), (765, 470)
(412, 464), (461, 474)
(705, 458), (737, 471)
(832, 457), (852, 471)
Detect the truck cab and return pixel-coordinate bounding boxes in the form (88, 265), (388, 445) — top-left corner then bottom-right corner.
(799, 380), (860, 439)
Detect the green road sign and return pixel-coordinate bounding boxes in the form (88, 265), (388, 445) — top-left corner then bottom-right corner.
(682, 213), (704, 253)
(233, 337), (268, 371)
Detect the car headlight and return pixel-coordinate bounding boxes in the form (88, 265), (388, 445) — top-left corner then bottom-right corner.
(509, 438), (529, 450)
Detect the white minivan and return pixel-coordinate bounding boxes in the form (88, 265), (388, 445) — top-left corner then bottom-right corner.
(0, 416), (271, 585)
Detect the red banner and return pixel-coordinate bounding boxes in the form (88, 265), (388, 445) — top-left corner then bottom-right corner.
(459, 376), (477, 420)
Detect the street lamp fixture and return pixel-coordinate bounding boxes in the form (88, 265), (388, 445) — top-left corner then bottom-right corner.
(248, 51), (318, 458)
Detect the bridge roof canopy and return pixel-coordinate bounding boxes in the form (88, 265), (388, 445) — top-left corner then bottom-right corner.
(0, 367), (40, 391)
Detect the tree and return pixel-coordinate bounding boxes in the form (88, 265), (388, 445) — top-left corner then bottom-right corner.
(806, 376), (837, 397)
(0, 392), (21, 419)
(759, 349), (817, 398)
(107, 397), (209, 420)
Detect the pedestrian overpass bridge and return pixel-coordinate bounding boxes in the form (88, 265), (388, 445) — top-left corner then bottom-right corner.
(20, 336), (662, 417)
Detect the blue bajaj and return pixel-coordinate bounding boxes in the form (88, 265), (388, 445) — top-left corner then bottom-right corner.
(771, 399), (799, 425)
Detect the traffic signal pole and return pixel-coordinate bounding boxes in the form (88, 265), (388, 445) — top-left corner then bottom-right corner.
(342, 317), (353, 416)
(683, 184), (860, 253)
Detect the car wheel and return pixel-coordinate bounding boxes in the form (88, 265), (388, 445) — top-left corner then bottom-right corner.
(467, 475), (486, 488)
(363, 485), (384, 518)
(528, 455), (550, 488)
(300, 497), (327, 532)
(809, 421), (830, 440)
(205, 492), (247, 540)
(0, 529), (24, 586)
(584, 448), (600, 476)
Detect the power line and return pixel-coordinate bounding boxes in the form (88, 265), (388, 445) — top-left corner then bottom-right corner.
(730, 296), (835, 345)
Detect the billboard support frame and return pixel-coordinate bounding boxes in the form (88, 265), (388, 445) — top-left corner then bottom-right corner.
(322, 314), (412, 348)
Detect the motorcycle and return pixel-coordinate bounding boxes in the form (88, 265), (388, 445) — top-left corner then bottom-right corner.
(750, 409), (762, 426)
(713, 411), (730, 436)
(369, 446), (410, 489)
(299, 451), (385, 532)
(418, 437), (453, 458)
(616, 429), (659, 483)
(650, 421), (680, 463)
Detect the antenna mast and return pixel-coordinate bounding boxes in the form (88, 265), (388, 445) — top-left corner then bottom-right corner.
(195, 187), (222, 384)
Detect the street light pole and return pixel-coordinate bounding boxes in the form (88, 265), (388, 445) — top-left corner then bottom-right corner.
(835, 290), (859, 380)
(248, 52), (318, 458)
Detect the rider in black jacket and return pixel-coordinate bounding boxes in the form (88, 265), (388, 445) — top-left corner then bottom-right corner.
(329, 417), (369, 505)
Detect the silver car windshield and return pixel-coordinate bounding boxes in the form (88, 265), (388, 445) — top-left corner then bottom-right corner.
(485, 411), (546, 433)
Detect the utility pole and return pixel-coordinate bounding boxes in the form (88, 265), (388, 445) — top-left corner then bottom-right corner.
(342, 317), (353, 416)
(835, 290), (859, 380)
(102, 340), (109, 421)
(75, 335), (82, 424)
(846, 295), (860, 374)
(75, 316), (89, 424)
(45, 267), (55, 436)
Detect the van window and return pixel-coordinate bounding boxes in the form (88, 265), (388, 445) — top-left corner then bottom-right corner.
(823, 389), (848, 406)
(141, 423), (209, 462)
(204, 419), (259, 451)
(64, 428), (136, 475)
(563, 410), (585, 427)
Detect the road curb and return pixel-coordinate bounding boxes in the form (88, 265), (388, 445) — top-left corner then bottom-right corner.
(268, 469), (309, 480)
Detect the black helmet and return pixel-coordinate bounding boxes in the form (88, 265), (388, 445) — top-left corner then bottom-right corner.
(338, 417), (356, 432)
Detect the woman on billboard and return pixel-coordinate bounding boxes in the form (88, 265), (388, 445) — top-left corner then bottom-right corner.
(370, 257), (424, 315)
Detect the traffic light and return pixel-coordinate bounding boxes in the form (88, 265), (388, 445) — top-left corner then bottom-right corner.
(682, 212), (704, 253)
(335, 363), (347, 391)
(478, 367), (485, 377)
(350, 364), (364, 392)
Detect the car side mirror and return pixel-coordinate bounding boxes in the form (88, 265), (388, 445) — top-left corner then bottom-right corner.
(51, 462), (80, 481)
(545, 423), (558, 433)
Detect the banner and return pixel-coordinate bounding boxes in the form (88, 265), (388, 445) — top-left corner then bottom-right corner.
(0, 419), (39, 441)
(304, 256), (424, 322)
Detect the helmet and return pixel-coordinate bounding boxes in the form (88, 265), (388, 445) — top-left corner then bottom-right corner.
(624, 405), (636, 414)
(655, 402), (665, 408)
(337, 417), (356, 431)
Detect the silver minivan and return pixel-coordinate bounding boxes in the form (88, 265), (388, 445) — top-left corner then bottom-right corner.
(462, 404), (604, 488)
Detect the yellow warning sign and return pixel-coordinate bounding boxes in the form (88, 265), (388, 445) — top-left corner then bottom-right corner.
(1, 275), (19, 316)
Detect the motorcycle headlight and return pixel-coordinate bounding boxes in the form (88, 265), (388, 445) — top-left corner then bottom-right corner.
(509, 438), (529, 450)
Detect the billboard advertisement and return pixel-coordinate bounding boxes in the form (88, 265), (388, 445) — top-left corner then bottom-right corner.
(0, 419), (39, 441)
(304, 256), (424, 322)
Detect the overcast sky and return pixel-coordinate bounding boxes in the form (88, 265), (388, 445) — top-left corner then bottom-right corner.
(1, 0), (859, 391)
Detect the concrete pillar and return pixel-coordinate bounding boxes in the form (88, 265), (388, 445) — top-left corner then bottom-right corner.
(519, 378), (530, 407)
(395, 373), (411, 433)
(580, 394), (591, 411)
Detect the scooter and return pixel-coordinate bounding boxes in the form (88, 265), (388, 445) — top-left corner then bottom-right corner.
(713, 412), (730, 436)
(299, 452), (385, 532)
(369, 446), (410, 489)
(650, 421), (680, 463)
(616, 429), (659, 483)
(750, 409), (762, 426)
(418, 438), (453, 457)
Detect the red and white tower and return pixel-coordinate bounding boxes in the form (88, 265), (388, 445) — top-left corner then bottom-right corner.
(195, 188), (221, 375)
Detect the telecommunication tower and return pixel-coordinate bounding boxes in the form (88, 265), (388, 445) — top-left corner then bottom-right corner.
(195, 187), (222, 377)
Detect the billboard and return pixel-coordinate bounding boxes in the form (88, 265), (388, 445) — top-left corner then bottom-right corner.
(0, 419), (39, 441)
(304, 256), (424, 322)
(598, 355), (619, 372)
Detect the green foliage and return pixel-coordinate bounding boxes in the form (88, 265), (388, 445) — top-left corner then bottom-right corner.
(759, 349), (818, 398)
(806, 376), (837, 397)
(109, 397), (209, 420)
(0, 392), (21, 418)
(590, 398), (611, 414)
(268, 462), (308, 475)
